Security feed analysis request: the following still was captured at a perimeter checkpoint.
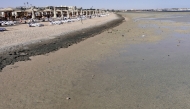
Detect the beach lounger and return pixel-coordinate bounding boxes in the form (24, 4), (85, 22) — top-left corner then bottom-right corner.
(29, 23), (44, 27)
(50, 21), (62, 25)
(100, 15), (107, 17)
(1, 21), (16, 26)
(71, 18), (80, 22)
(61, 18), (73, 23)
(0, 28), (6, 31)
(61, 20), (68, 23)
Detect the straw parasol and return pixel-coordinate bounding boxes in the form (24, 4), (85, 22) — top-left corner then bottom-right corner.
(25, 8), (39, 12)
(0, 8), (14, 18)
(56, 9), (63, 19)
(25, 7), (39, 19)
(12, 9), (23, 18)
(43, 9), (53, 12)
(0, 7), (14, 12)
(43, 9), (53, 18)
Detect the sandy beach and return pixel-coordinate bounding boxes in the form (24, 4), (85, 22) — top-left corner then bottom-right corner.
(1, 12), (190, 108)
(0, 14), (119, 52)
(0, 13), (124, 70)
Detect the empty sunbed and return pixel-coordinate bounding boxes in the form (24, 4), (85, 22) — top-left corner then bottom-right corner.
(1, 21), (16, 26)
(50, 21), (62, 25)
(0, 28), (6, 31)
(29, 23), (44, 27)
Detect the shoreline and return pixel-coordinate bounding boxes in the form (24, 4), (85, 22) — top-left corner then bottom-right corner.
(0, 14), (124, 71)
(1, 12), (190, 109)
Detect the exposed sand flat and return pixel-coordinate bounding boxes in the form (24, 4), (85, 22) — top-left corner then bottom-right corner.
(0, 14), (118, 52)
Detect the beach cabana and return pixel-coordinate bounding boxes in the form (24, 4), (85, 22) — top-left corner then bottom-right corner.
(56, 9), (63, 19)
(0, 7), (14, 12)
(0, 8), (14, 20)
(25, 8), (39, 19)
(43, 9), (53, 18)
(12, 9), (23, 19)
(62, 10), (68, 18)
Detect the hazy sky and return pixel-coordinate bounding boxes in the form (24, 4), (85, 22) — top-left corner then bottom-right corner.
(0, 0), (190, 9)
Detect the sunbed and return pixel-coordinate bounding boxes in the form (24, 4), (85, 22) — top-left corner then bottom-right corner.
(28, 23), (44, 27)
(0, 28), (6, 31)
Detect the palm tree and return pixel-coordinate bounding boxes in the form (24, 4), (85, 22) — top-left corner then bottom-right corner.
(27, 2), (29, 8)
(24, 3), (26, 8)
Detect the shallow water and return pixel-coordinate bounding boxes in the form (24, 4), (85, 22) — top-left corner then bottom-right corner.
(156, 14), (190, 23)
(85, 13), (190, 108)
(135, 12), (190, 23)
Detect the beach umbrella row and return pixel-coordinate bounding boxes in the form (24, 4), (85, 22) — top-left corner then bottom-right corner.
(0, 7), (100, 19)
(0, 8), (14, 12)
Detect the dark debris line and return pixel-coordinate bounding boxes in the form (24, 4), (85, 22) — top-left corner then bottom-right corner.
(0, 14), (124, 71)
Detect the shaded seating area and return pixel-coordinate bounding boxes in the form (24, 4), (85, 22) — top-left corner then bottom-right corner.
(0, 6), (109, 29)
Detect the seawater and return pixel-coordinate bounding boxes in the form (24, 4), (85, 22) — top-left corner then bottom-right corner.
(92, 12), (190, 108)
(138, 12), (190, 23)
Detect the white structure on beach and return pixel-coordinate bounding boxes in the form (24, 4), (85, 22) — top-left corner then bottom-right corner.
(0, 5), (108, 20)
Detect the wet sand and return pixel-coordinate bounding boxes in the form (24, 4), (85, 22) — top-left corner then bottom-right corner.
(1, 12), (190, 108)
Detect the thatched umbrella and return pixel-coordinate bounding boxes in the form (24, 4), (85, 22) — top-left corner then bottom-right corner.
(12, 9), (22, 18)
(25, 7), (39, 19)
(0, 7), (14, 12)
(56, 9), (63, 19)
(43, 9), (53, 12)
(43, 8), (53, 18)
(0, 8), (15, 19)
(25, 8), (39, 12)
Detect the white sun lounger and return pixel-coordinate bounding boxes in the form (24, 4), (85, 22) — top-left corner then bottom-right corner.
(29, 23), (44, 27)
(61, 20), (68, 23)
(70, 18), (80, 22)
(100, 15), (107, 17)
(1, 21), (16, 26)
(50, 21), (62, 25)
(0, 28), (6, 31)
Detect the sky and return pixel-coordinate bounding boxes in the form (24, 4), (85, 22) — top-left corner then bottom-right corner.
(0, 0), (190, 9)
